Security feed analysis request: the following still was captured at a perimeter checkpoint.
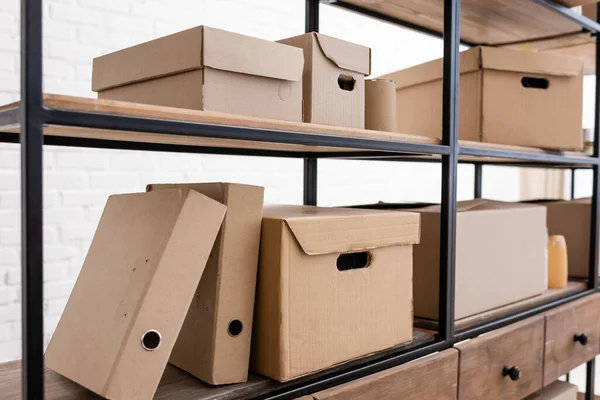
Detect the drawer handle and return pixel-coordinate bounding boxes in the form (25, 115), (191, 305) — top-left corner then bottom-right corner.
(503, 366), (521, 381)
(574, 333), (589, 346)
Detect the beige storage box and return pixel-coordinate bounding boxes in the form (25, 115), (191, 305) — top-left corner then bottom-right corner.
(525, 380), (578, 400)
(278, 32), (371, 128)
(365, 78), (397, 132)
(147, 183), (264, 385)
(93, 26), (303, 122)
(379, 46), (584, 151)
(251, 205), (419, 382)
(541, 198), (596, 278)
(45, 189), (226, 400)
(361, 200), (547, 320)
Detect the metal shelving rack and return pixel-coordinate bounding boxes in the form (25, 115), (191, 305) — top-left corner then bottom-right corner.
(1, 0), (600, 399)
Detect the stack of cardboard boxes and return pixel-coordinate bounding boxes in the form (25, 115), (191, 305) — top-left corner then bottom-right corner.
(42, 24), (593, 399)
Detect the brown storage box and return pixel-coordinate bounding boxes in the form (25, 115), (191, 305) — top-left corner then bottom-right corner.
(379, 46), (584, 151)
(147, 183), (264, 385)
(45, 189), (226, 400)
(362, 200), (547, 320)
(541, 198), (596, 278)
(278, 32), (371, 128)
(525, 380), (578, 400)
(562, 0), (598, 6)
(93, 26), (303, 122)
(251, 205), (419, 382)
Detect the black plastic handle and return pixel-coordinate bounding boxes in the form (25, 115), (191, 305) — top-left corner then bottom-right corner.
(503, 365), (521, 381)
(574, 333), (589, 346)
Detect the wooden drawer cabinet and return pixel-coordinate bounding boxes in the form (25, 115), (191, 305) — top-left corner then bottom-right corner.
(456, 315), (545, 400)
(303, 348), (458, 400)
(544, 293), (600, 385)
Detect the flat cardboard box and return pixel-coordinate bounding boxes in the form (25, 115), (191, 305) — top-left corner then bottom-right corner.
(251, 205), (419, 382)
(379, 46), (584, 151)
(525, 380), (577, 400)
(359, 200), (547, 320)
(93, 26), (303, 122)
(45, 189), (226, 400)
(540, 198), (596, 278)
(278, 32), (371, 128)
(147, 183), (264, 385)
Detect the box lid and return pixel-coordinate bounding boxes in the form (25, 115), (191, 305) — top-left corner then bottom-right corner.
(263, 205), (419, 255)
(419, 198), (546, 213)
(380, 46), (583, 90)
(92, 26), (303, 91)
(313, 32), (371, 76)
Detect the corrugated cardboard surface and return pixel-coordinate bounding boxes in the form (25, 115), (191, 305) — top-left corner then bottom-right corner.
(93, 26), (303, 122)
(364, 200), (547, 321)
(365, 79), (396, 132)
(251, 205), (418, 382)
(44, 189), (226, 400)
(147, 183), (264, 385)
(379, 46), (584, 151)
(541, 198), (596, 278)
(278, 33), (371, 128)
(525, 380), (577, 400)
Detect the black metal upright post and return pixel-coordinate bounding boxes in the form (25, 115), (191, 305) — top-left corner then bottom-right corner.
(474, 163), (482, 199)
(571, 169), (576, 199)
(438, 0), (460, 344)
(20, 0), (44, 398)
(304, 0), (318, 206)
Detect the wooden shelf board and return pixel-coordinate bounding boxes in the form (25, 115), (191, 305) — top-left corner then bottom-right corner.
(415, 280), (588, 332)
(336, 0), (583, 46)
(0, 330), (434, 400)
(0, 95), (592, 164)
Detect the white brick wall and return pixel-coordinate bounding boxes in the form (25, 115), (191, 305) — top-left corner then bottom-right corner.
(0, 0), (533, 365)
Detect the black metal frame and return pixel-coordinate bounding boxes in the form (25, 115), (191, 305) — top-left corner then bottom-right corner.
(2, 0), (600, 398)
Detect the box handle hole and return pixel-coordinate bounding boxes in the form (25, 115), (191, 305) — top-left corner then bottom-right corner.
(141, 329), (162, 351)
(228, 319), (243, 337)
(521, 77), (549, 89)
(338, 74), (356, 91)
(337, 252), (370, 271)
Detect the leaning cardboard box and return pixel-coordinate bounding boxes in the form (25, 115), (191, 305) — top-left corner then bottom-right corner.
(278, 32), (371, 128)
(45, 189), (226, 400)
(93, 26), (303, 122)
(251, 205), (419, 382)
(359, 200), (547, 320)
(540, 198), (597, 278)
(525, 380), (577, 400)
(146, 183), (264, 385)
(379, 46), (584, 151)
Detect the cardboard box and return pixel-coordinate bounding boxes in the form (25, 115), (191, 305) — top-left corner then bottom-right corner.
(147, 183), (264, 385)
(251, 205), (419, 382)
(379, 46), (584, 151)
(278, 32), (371, 128)
(360, 200), (547, 320)
(561, 0), (598, 7)
(540, 198), (596, 278)
(93, 26), (303, 122)
(365, 79), (397, 132)
(525, 380), (577, 400)
(45, 189), (226, 400)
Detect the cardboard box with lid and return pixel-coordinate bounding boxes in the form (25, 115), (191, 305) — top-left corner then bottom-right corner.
(356, 199), (547, 321)
(525, 380), (577, 400)
(250, 205), (419, 382)
(147, 183), (264, 385)
(45, 189), (226, 400)
(278, 32), (371, 128)
(379, 46), (584, 151)
(92, 26), (303, 122)
(538, 198), (597, 278)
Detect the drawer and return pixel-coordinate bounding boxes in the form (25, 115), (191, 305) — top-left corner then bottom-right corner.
(305, 348), (458, 400)
(544, 293), (600, 385)
(456, 315), (545, 400)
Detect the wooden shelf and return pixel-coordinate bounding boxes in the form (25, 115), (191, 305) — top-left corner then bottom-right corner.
(0, 330), (434, 400)
(332, 0), (584, 46)
(415, 280), (588, 332)
(0, 94), (592, 165)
